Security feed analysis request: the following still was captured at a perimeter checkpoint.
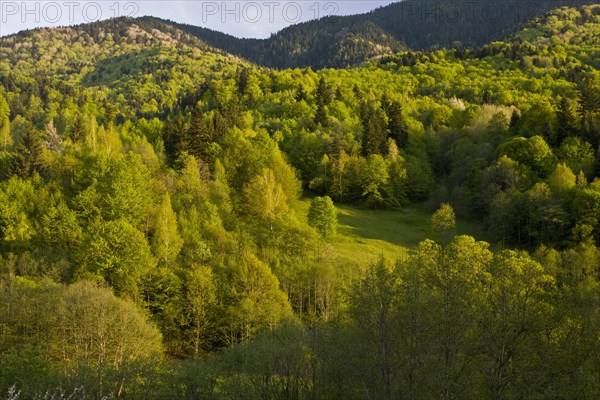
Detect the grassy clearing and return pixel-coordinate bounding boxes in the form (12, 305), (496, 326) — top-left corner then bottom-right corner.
(293, 198), (493, 267)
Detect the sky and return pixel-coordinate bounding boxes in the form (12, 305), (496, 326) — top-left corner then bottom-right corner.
(0, 0), (396, 37)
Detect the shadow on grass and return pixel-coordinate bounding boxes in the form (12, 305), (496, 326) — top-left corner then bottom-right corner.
(336, 205), (433, 246)
(335, 203), (493, 247)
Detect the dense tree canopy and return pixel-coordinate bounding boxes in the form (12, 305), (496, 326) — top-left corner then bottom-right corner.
(0, 4), (599, 398)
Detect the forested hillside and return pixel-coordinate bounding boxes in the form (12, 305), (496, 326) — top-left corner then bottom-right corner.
(0, 4), (599, 399)
(174, 0), (597, 68)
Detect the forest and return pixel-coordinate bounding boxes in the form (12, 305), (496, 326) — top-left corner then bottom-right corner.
(0, 3), (599, 399)
(173, 0), (597, 69)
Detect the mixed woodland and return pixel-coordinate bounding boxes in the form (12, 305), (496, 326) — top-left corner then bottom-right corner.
(0, 4), (599, 399)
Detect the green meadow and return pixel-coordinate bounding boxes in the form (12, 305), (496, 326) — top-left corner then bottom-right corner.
(295, 198), (493, 266)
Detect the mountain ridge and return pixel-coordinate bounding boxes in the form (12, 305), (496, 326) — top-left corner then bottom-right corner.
(170, 0), (598, 69)
(1, 0), (597, 71)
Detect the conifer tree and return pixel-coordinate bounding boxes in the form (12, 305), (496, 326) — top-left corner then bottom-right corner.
(70, 113), (84, 142)
(383, 97), (408, 148)
(236, 67), (250, 95)
(187, 101), (212, 162)
(556, 97), (580, 144)
(316, 76), (334, 105)
(578, 75), (599, 115)
(103, 102), (115, 130)
(295, 84), (307, 101)
(12, 125), (45, 178)
(314, 76), (333, 127)
(163, 114), (188, 162)
(315, 103), (328, 127)
(361, 102), (387, 156)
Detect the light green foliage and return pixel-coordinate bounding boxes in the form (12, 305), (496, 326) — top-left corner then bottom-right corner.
(0, 176), (81, 252)
(431, 202), (456, 232)
(384, 144), (409, 207)
(221, 254), (293, 345)
(75, 219), (156, 299)
(0, 281), (162, 397)
(173, 154), (207, 211)
(268, 145), (302, 203)
(469, 104), (512, 136)
(73, 154), (152, 226)
(0, 92), (10, 149)
(307, 196), (338, 238)
(244, 168), (289, 234)
(186, 265), (217, 355)
(177, 207), (213, 266)
(152, 193), (183, 267)
(548, 163), (577, 193)
(0, 177), (36, 245)
(222, 129), (263, 194)
(59, 281), (164, 364)
(361, 154), (389, 207)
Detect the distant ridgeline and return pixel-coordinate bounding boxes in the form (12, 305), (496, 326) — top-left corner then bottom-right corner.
(168, 0), (598, 68)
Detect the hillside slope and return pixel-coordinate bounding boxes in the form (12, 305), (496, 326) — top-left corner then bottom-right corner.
(0, 17), (247, 119)
(0, 6), (598, 396)
(173, 0), (597, 68)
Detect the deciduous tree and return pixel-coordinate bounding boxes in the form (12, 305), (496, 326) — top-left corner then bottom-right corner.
(308, 196), (338, 238)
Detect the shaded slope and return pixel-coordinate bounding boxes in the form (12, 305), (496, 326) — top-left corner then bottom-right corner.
(174, 0), (596, 69)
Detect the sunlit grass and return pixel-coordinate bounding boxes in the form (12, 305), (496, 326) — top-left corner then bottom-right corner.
(294, 197), (493, 267)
